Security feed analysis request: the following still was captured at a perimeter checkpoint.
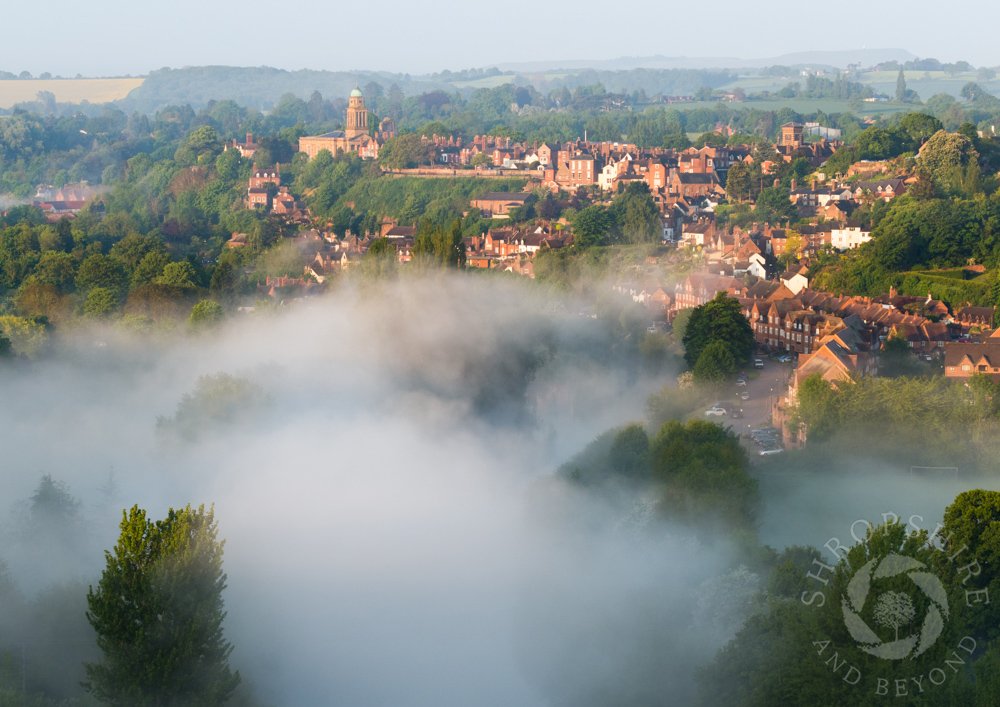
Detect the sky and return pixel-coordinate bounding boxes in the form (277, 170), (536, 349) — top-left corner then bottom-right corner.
(1, 0), (997, 77)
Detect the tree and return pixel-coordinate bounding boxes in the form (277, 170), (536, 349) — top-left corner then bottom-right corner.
(84, 287), (119, 318)
(155, 261), (198, 289)
(725, 161), (757, 202)
(572, 205), (616, 247)
(613, 187), (661, 243)
(608, 424), (650, 479)
(693, 340), (737, 383)
(77, 254), (128, 298)
(918, 129), (981, 196)
(895, 70), (907, 102)
(189, 299), (224, 330)
(880, 333), (920, 377)
(378, 134), (431, 169)
(898, 113), (943, 147)
(682, 292), (754, 370)
(650, 419), (757, 529)
(754, 186), (796, 224)
(85, 504), (240, 706)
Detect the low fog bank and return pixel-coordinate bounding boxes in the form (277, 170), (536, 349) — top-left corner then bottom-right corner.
(1, 275), (749, 705)
(754, 462), (1000, 551)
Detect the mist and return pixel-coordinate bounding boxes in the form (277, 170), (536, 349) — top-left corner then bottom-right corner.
(1, 275), (756, 706)
(5, 272), (999, 704)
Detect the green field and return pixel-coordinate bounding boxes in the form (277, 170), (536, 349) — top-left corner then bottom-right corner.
(860, 70), (1000, 100)
(0, 78), (144, 108)
(668, 97), (908, 118)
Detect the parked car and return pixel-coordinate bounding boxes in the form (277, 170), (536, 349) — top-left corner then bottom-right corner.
(738, 390), (750, 401)
(775, 353), (793, 364)
(758, 446), (785, 456)
(736, 378), (747, 387)
(753, 358), (764, 369)
(704, 405), (728, 417)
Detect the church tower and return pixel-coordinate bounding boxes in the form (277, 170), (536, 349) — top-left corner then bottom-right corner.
(345, 87), (369, 140)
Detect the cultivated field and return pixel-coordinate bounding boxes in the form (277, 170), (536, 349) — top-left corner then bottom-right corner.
(0, 78), (144, 108)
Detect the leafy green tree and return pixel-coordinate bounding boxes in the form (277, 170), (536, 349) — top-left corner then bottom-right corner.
(209, 256), (241, 298)
(76, 254), (128, 298)
(361, 237), (398, 279)
(572, 204), (616, 247)
(918, 129), (981, 196)
(32, 251), (76, 293)
(378, 134), (431, 169)
(83, 287), (119, 318)
(754, 186), (796, 224)
(650, 419), (757, 528)
(85, 504), (240, 706)
(608, 424), (650, 479)
(130, 251), (170, 290)
(880, 333), (920, 377)
(725, 161), (758, 202)
(110, 234), (167, 274)
(613, 186), (661, 243)
(189, 299), (224, 330)
(682, 292), (754, 369)
(898, 113), (943, 147)
(896, 70), (907, 102)
(155, 261), (198, 289)
(693, 340), (737, 383)
(175, 126), (221, 166)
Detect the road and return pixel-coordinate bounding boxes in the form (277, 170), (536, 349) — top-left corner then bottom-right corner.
(721, 358), (794, 450)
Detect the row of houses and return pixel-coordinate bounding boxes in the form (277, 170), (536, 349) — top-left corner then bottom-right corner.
(669, 271), (976, 356)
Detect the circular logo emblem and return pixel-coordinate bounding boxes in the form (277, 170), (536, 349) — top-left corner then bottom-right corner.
(841, 553), (950, 660)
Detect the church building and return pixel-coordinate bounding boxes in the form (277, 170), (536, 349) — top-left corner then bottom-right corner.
(298, 88), (394, 160)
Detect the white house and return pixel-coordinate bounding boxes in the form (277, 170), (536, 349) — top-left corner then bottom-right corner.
(780, 267), (809, 295)
(831, 227), (872, 250)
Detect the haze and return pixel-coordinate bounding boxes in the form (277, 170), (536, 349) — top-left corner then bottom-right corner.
(0, 277), (750, 705)
(1, 0), (996, 77)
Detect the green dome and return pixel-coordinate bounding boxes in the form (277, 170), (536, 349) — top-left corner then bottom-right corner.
(350, 87), (363, 98)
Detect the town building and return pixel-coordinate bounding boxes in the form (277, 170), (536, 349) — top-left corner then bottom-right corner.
(299, 88), (384, 160)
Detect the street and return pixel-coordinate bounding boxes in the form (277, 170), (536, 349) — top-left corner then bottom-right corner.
(711, 357), (794, 452)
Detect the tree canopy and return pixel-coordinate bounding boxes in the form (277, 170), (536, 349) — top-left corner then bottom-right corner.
(85, 504), (240, 706)
(682, 292), (754, 371)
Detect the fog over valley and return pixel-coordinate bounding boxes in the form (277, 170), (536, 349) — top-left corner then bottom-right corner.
(3, 276), (999, 705)
(1, 276), (756, 705)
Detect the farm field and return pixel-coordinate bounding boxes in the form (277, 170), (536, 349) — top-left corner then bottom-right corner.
(0, 78), (144, 108)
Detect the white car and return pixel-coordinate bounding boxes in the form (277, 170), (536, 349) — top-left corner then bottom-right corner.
(704, 406), (728, 417)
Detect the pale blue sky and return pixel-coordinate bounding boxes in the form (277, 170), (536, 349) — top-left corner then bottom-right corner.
(1, 0), (995, 76)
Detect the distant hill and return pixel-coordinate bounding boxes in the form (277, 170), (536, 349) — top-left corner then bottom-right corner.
(117, 65), (736, 112)
(497, 49), (919, 73)
(111, 50), (923, 113)
(118, 66), (450, 112)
